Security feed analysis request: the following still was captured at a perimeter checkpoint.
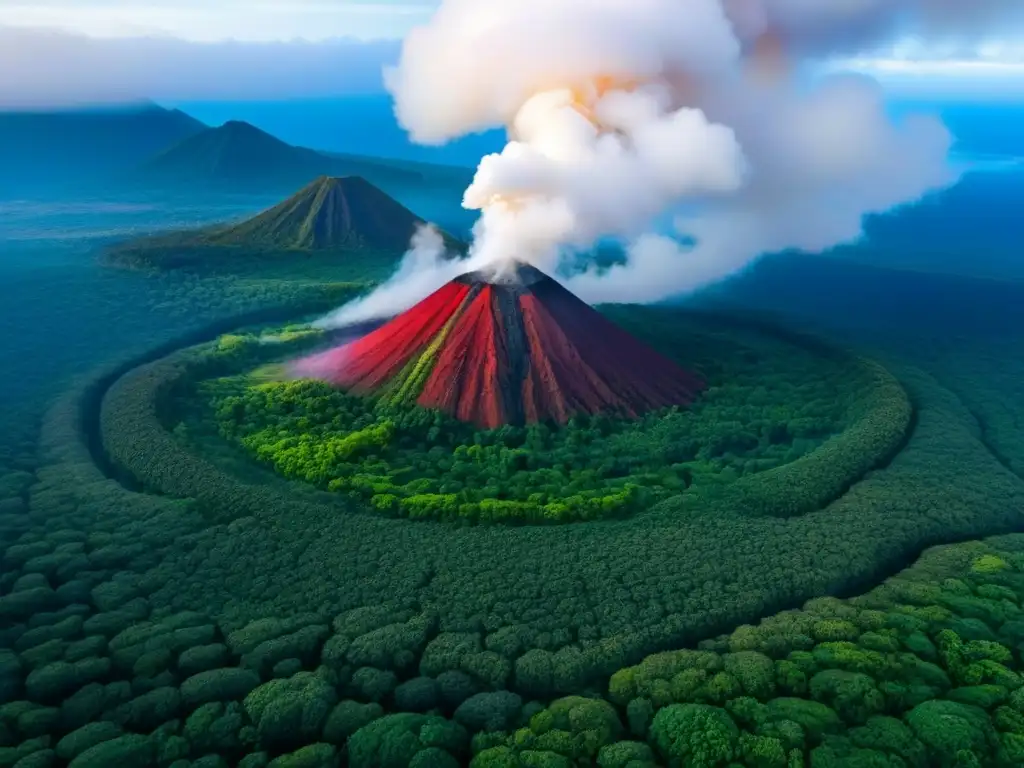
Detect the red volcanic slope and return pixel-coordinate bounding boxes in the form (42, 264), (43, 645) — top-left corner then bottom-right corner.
(421, 284), (509, 426)
(295, 281), (470, 387)
(329, 280), (471, 393)
(298, 263), (705, 428)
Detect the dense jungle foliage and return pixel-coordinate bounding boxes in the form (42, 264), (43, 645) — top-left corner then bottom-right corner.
(5, 439), (1024, 768)
(4, 243), (1024, 767)
(186, 312), (901, 524)
(88, 299), (1024, 712)
(105, 238), (407, 283)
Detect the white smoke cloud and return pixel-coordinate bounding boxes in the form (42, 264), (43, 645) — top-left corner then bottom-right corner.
(315, 223), (471, 328)
(321, 0), (1020, 320)
(462, 86), (748, 273)
(567, 73), (954, 303)
(386, 0), (742, 144)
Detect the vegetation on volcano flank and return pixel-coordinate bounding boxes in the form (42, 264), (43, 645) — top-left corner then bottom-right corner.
(188, 297), (897, 524)
(105, 175), (458, 277)
(207, 176), (448, 254)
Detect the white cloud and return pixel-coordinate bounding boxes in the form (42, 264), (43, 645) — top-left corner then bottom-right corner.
(0, 1), (434, 42)
(842, 58), (1024, 75)
(825, 40), (1024, 97)
(0, 26), (400, 107)
(828, 57), (1024, 100)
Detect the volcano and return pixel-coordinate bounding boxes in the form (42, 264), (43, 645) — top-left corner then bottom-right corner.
(296, 263), (705, 428)
(106, 176), (461, 271)
(206, 175), (436, 252)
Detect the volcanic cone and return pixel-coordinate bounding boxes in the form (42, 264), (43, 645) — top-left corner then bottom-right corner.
(297, 263), (705, 428)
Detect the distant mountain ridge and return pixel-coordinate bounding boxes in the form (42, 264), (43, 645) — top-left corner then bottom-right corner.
(0, 103), (206, 193)
(0, 105), (472, 205)
(139, 120), (423, 192)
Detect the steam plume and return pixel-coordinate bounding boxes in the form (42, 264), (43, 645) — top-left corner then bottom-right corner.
(314, 224), (465, 328)
(321, 0), (1021, 321)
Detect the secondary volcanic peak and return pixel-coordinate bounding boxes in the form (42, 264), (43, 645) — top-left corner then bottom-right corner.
(298, 263), (705, 428)
(207, 175), (428, 252)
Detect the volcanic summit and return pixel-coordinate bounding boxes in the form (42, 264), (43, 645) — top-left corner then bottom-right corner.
(297, 263), (705, 428)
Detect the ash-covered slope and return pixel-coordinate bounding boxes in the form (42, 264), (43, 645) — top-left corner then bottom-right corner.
(297, 263), (704, 427)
